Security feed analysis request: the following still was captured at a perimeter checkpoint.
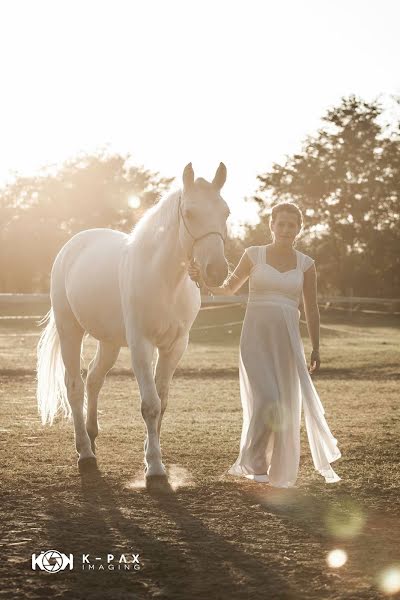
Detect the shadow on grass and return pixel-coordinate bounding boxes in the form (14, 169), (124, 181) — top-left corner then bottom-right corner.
(40, 468), (295, 600)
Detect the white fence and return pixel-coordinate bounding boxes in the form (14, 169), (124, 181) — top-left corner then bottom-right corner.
(0, 293), (399, 311)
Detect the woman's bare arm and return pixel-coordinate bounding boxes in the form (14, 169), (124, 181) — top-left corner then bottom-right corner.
(303, 263), (321, 372)
(302, 264), (320, 349)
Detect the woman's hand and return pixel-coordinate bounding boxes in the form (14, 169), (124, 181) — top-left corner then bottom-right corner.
(188, 260), (202, 286)
(309, 349), (320, 374)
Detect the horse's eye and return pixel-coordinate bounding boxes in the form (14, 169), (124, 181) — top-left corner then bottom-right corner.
(184, 208), (193, 219)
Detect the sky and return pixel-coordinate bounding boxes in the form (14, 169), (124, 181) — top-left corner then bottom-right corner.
(0, 0), (399, 233)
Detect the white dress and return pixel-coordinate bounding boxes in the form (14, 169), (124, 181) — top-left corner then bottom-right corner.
(228, 245), (341, 487)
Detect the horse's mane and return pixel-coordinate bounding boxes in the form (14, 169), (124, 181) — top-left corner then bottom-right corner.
(128, 188), (181, 247)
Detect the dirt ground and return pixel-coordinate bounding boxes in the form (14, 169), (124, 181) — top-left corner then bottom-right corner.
(0, 311), (399, 599)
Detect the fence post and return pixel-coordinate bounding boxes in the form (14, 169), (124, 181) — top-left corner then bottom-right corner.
(346, 287), (354, 318)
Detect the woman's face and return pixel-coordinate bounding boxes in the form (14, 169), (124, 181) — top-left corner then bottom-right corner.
(270, 210), (300, 244)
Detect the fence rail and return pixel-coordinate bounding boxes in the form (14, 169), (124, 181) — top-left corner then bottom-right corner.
(0, 293), (399, 310)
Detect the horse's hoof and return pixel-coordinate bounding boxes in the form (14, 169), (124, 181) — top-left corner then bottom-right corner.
(78, 457), (98, 474)
(145, 474), (172, 494)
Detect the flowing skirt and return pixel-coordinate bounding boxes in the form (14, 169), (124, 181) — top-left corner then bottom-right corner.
(228, 297), (341, 487)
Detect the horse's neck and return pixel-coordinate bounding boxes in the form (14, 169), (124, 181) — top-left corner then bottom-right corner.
(129, 196), (189, 289)
(152, 226), (188, 287)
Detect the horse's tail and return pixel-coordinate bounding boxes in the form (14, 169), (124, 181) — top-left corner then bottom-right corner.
(36, 309), (70, 425)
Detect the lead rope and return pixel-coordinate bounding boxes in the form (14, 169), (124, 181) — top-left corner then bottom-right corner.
(190, 257), (202, 289)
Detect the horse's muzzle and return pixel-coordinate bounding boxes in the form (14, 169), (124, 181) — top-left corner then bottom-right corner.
(203, 261), (228, 287)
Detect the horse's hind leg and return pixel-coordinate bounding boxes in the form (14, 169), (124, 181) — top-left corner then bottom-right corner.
(56, 314), (96, 469)
(86, 341), (120, 453)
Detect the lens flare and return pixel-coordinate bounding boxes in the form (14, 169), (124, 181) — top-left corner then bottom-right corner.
(326, 549), (347, 568)
(325, 499), (365, 539)
(378, 566), (400, 595)
(128, 195), (141, 209)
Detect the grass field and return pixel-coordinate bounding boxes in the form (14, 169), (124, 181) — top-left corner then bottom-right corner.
(0, 307), (399, 600)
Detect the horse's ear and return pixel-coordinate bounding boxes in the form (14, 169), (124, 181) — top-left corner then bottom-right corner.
(212, 162), (227, 191)
(182, 163), (194, 189)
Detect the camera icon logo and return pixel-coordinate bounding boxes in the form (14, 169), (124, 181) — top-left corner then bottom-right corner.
(32, 550), (74, 573)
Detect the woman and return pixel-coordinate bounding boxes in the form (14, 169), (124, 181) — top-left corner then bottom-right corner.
(188, 202), (341, 487)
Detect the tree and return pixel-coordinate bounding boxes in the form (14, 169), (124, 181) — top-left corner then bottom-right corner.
(250, 96), (400, 296)
(0, 151), (173, 291)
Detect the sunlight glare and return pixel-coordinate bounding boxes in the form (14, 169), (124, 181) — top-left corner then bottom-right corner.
(1, 0), (399, 229)
(128, 195), (141, 209)
(325, 499), (365, 539)
(378, 566), (400, 596)
(326, 549), (347, 568)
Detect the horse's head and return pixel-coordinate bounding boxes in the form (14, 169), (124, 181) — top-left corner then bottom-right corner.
(179, 163), (230, 287)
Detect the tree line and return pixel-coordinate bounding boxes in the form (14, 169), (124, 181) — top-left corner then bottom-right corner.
(0, 96), (398, 297)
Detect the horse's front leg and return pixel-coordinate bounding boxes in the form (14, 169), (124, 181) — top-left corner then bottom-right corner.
(154, 334), (189, 442)
(129, 334), (165, 479)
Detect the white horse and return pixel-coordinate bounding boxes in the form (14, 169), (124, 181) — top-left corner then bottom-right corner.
(37, 163), (229, 483)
